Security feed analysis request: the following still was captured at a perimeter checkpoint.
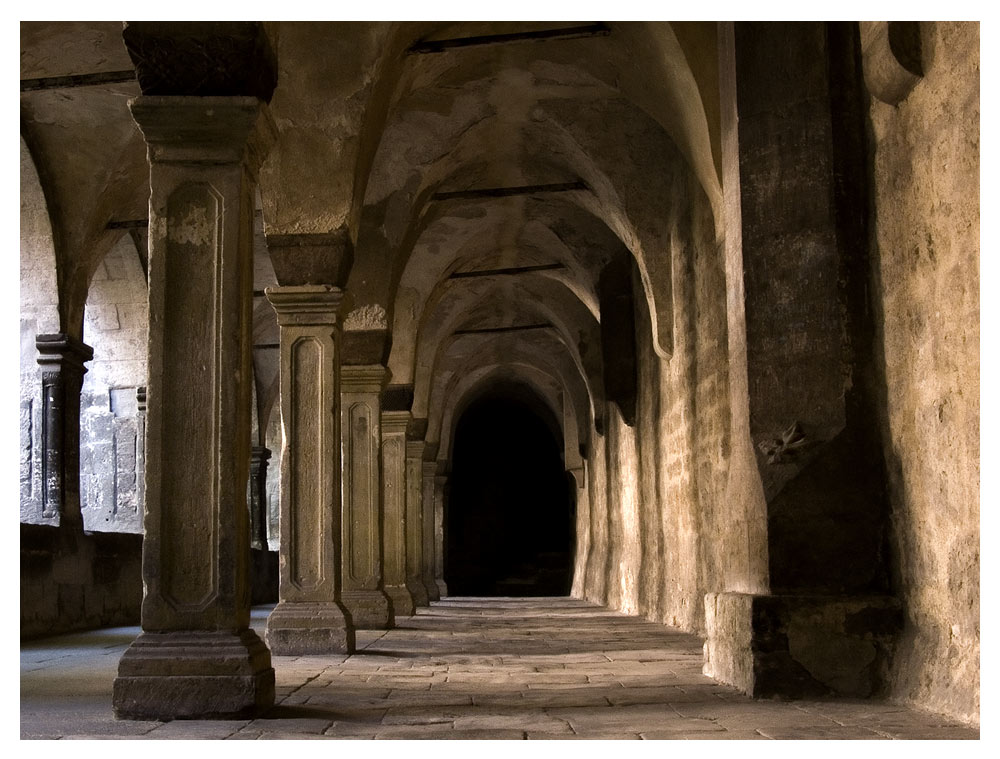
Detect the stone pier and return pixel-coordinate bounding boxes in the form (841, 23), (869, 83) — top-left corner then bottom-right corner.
(340, 365), (393, 628)
(264, 284), (355, 654)
(111, 39), (278, 716)
(421, 459), (440, 601)
(381, 405), (414, 616)
(405, 435), (430, 607)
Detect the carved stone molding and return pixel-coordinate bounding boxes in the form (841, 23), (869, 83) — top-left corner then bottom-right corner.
(129, 96), (276, 180)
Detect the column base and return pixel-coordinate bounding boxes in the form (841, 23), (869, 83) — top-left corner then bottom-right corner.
(422, 574), (440, 602)
(385, 584), (415, 617)
(703, 592), (901, 699)
(435, 579), (448, 597)
(341, 589), (394, 629)
(113, 629), (274, 720)
(407, 576), (429, 607)
(265, 601), (355, 654)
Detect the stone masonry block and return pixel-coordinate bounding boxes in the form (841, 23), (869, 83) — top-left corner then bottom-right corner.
(704, 592), (901, 699)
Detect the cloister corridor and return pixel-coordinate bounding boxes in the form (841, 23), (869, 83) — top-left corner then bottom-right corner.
(20, 21), (979, 741)
(21, 597), (978, 740)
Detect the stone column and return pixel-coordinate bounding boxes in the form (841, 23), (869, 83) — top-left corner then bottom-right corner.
(704, 22), (899, 700)
(264, 285), (354, 654)
(35, 334), (93, 527)
(340, 365), (393, 628)
(135, 386), (146, 521)
(381, 409), (414, 616)
(420, 460), (440, 601)
(405, 436), (429, 607)
(433, 474), (449, 597)
(249, 446), (271, 549)
(112, 93), (277, 718)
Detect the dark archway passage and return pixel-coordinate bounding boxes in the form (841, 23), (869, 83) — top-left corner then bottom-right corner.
(445, 387), (574, 596)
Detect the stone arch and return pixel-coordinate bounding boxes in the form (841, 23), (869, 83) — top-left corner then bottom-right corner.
(410, 274), (604, 424)
(20, 135), (62, 524)
(441, 375), (574, 596)
(438, 363), (583, 476)
(78, 233), (148, 534)
(353, 24), (723, 360)
(425, 332), (594, 459)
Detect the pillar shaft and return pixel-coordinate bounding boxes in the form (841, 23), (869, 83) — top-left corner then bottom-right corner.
(340, 365), (393, 628)
(420, 461), (440, 601)
(433, 475), (448, 597)
(35, 333), (93, 527)
(135, 386), (146, 521)
(249, 446), (271, 549)
(113, 95), (276, 720)
(405, 440), (429, 607)
(381, 410), (414, 616)
(704, 22), (899, 700)
(264, 285), (354, 654)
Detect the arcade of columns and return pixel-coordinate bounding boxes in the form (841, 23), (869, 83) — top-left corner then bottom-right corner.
(19, 21), (979, 725)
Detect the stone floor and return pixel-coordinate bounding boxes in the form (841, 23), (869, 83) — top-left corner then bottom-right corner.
(21, 597), (979, 740)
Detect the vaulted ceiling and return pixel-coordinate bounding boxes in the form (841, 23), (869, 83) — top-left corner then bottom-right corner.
(20, 21), (723, 465)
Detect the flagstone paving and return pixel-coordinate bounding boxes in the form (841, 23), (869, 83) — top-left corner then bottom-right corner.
(21, 597), (979, 740)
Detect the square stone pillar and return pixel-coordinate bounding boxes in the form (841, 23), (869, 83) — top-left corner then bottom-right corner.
(405, 438), (429, 607)
(113, 96), (277, 720)
(264, 285), (354, 654)
(433, 474), (449, 598)
(705, 22), (899, 699)
(420, 460), (440, 601)
(340, 365), (393, 628)
(381, 409), (414, 616)
(35, 334), (93, 527)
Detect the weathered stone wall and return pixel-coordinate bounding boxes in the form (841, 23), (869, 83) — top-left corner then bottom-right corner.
(79, 235), (148, 534)
(868, 21), (979, 724)
(21, 523), (142, 639)
(576, 182), (732, 637)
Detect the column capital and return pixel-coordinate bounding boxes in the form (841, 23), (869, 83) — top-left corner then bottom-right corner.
(129, 95), (277, 175)
(341, 364), (389, 393)
(250, 446), (272, 466)
(265, 285), (346, 327)
(405, 439), (425, 460)
(266, 231), (353, 288)
(381, 410), (411, 436)
(36, 333), (93, 375)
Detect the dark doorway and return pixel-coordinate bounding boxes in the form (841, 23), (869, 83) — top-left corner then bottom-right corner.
(445, 385), (574, 596)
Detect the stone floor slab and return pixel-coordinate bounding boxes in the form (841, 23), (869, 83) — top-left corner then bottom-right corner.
(20, 597), (979, 740)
